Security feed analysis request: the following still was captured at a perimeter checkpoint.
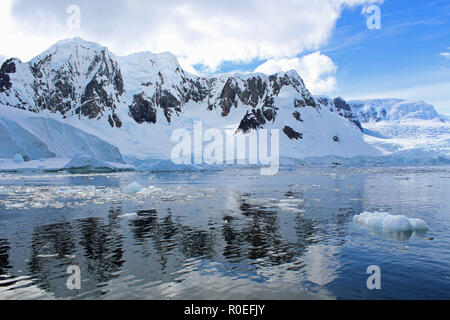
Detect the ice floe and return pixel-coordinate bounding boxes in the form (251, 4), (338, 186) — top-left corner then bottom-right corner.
(353, 211), (429, 234)
(123, 182), (143, 194)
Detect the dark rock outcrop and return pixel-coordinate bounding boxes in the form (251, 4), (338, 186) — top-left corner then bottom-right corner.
(283, 126), (303, 140)
(0, 41), (124, 128)
(129, 93), (157, 124)
(0, 59), (16, 93)
(316, 96), (362, 130)
(0, 38), (364, 136)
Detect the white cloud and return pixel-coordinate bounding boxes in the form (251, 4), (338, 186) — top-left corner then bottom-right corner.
(440, 46), (450, 59)
(0, 54), (6, 65)
(255, 52), (338, 94)
(2, 0), (381, 70)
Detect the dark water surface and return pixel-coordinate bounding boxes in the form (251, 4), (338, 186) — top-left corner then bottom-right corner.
(0, 166), (449, 300)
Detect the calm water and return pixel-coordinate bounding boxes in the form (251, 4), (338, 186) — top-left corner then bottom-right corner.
(0, 166), (449, 300)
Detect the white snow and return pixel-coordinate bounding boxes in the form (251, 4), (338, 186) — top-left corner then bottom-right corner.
(0, 105), (124, 162)
(353, 211), (429, 233)
(349, 99), (445, 123)
(0, 116), (55, 160)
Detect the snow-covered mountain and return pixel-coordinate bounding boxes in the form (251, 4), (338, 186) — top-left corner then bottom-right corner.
(343, 99), (449, 165)
(348, 98), (446, 123)
(0, 38), (124, 127)
(0, 38), (448, 168)
(0, 38), (381, 163)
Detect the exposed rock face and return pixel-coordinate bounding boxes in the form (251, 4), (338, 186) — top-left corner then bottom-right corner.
(293, 111), (303, 122)
(0, 59), (16, 93)
(283, 126), (303, 140)
(0, 38), (364, 135)
(315, 96), (363, 130)
(0, 39), (124, 128)
(125, 68), (316, 130)
(128, 93), (157, 124)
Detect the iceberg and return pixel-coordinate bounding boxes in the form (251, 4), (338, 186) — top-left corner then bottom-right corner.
(123, 182), (143, 194)
(353, 211), (429, 235)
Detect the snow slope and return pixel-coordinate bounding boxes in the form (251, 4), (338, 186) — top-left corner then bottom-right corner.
(342, 99), (450, 164)
(0, 105), (124, 162)
(348, 99), (445, 123)
(0, 116), (55, 160)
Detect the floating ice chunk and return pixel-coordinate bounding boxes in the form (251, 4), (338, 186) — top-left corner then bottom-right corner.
(280, 207), (306, 213)
(409, 218), (430, 231)
(118, 212), (138, 218)
(124, 182), (143, 194)
(36, 254), (59, 258)
(353, 211), (429, 233)
(0, 186), (10, 194)
(279, 199), (305, 204)
(14, 154), (24, 163)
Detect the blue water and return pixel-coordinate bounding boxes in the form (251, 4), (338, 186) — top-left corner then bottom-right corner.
(0, 166), (449, 300)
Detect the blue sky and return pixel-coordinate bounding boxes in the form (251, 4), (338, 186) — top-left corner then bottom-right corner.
(1, 0), (449, 113)
(328, 0), (450, 113)
(214, 0), (450, 114)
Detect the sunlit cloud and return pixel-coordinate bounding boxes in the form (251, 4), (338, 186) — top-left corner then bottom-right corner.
(2, 0), (381, 71)
(255, 52), (338, 94)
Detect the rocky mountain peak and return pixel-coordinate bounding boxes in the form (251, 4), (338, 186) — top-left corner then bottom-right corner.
(0, 38), (364, 135)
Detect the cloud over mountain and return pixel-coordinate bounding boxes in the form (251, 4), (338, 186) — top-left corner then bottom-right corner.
(255, 52), (338, 94)
(6, 0), (381, 70)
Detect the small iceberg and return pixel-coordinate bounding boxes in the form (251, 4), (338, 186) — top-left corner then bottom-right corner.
(353, 211), (429, 239)
(13, 154), (25, 163)
(64, 154), (115, 172)
(123, 182), (143, 194)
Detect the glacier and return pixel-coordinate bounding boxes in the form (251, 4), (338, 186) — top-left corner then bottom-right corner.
(346, 99), (449, 165)
(348, 99), (445, 123)
(0, 106), (124, 163)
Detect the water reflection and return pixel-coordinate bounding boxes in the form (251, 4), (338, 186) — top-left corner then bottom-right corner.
(0, 239), (11, 276)
(77, 211), (125, 283)
(28, 222), (77, 291)
(0, 167), (449, 299)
